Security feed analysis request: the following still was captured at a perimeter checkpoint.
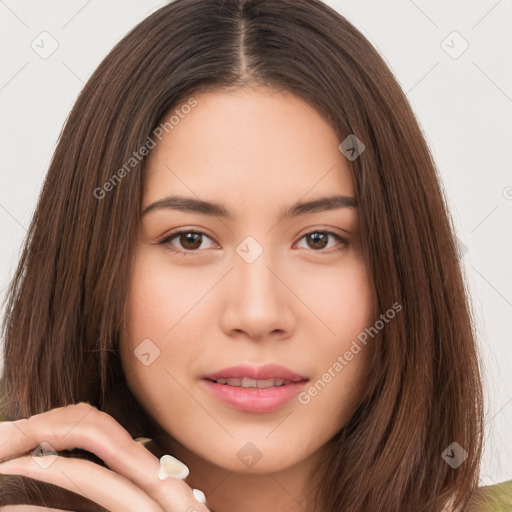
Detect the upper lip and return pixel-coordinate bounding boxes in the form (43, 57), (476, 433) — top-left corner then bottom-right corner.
(202, 364), (308, 382)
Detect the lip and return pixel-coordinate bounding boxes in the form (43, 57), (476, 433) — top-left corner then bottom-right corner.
(202, 363), (307, 382)
(201, 364), (309, 413)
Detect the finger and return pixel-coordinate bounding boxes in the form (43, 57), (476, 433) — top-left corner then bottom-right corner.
(0, 454), (164, 512)
(0, 403), (209, 511)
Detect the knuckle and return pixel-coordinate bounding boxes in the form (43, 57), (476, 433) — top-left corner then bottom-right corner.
(148, 476), (183, 498)
(17, 417), (30, 429)
(96, 410), (133, 442)
(48, 402), (97, 423)
(155, 478), (201, 504)
(69, 402), (99, 423)
(44, 424), (61, 446)
(95, 408), (115, 424)
(74, 401), (96, 413)
(187, 504), (209, 512)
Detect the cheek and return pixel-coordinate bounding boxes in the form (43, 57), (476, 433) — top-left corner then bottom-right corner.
(299, 255), (374, 352)
(124, 252), (195, 335)
(121, 247), (211, 360)
(294, 258), (374, 416)
(119, 252), (202, 415)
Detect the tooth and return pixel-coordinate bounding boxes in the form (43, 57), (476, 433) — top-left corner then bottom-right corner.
(241, 378), (258, 388)
(214, 377), (291, 388)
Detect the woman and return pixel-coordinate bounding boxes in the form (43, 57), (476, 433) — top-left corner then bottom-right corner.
(0, 0), (510, 510)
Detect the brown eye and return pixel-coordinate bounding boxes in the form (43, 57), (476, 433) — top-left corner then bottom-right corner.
(178, 232), (203, 250)
(159, 230), (216, 255)
(296, 230), (349, 253)
(306, 232), (329, 250)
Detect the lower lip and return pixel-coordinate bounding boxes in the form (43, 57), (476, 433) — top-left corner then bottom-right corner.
(201, 379), (308, 413)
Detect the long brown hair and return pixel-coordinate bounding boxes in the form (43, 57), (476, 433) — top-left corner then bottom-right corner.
(0, 0), (484, 510)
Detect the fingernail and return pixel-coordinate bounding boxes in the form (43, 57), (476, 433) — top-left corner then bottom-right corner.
(158, 454), (189, 480)
(133, 437), (152, 446)
(193, 488), (206, 503)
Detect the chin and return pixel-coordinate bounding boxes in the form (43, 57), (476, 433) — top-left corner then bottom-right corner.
(192, 435), (314, 474)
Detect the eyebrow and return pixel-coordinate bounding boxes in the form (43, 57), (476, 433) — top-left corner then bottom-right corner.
(141, 194), (357, 219)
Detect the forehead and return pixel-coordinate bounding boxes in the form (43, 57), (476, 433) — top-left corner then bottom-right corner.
(142, 87), (355, 216)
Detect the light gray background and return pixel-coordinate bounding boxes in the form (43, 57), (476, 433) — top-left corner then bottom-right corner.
(1, 0), (511, 485)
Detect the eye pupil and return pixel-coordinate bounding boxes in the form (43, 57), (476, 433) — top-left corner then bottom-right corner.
(181, 232), (202, 249)
(308, 232), (328, 249)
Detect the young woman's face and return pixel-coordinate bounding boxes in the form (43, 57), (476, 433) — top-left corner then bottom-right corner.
(120, 87), (375, 474)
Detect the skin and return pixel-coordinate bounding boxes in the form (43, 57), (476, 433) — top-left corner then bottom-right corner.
(0, 87), (375, 511)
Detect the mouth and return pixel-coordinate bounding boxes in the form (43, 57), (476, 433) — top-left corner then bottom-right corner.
(205, 377), (299, 388)
(200, 364), (309, 413)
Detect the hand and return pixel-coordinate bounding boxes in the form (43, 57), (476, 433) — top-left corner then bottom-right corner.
(0, 402), (210, 512)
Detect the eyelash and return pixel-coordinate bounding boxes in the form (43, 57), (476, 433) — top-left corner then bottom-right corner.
(158, 228), (349, 256)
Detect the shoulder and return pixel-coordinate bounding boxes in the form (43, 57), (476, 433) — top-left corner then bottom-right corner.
(467, 479), (512, 511)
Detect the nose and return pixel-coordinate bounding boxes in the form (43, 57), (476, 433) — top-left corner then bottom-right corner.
(220, 244), (295, 341)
